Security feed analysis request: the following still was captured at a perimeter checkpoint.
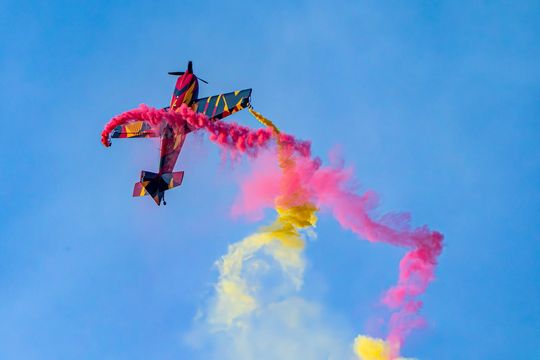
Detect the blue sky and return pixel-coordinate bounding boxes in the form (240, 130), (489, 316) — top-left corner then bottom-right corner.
(1, 0), (539, 359)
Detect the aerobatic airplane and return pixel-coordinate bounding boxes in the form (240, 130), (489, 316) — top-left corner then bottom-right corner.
(108, 61), (252, 205)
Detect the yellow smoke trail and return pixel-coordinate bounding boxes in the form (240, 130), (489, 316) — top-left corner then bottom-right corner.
(209, 108), (318, 330)
(248, 107), (280, 134)
(210, 205), (317, 328)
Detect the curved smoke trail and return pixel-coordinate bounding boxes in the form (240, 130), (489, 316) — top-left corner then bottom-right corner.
(102, 105), (443, 359)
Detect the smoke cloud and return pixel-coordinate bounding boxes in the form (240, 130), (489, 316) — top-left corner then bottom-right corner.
(102, 105), (443, 359)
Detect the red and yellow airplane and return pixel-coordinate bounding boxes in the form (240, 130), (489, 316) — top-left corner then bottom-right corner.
(109, 61), (252, 205)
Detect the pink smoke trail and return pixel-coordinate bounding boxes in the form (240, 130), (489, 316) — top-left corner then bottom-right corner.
(310, 159), (443, 355)
(101, 104), (310, 158)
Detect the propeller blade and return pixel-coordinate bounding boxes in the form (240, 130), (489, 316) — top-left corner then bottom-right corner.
(168, 71), (208, 84)
(196, 76), (208, 84)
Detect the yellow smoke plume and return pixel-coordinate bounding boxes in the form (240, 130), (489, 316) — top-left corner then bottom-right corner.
(354, 336), (391, 360)
(210, 205), (317, 329)
(354, 336), (413, 360)
(209, 108), (318, 330)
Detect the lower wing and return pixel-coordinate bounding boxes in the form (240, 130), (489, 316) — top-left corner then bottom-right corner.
(110, 121), (161, 139)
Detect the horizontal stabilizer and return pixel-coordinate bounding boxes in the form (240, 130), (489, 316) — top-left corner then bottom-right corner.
(133, 182), (148, 197)
(162, 171), (185, 189)
(133, 171), (185, 205)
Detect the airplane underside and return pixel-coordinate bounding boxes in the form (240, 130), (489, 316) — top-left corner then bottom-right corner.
(133, 170), (185, 205)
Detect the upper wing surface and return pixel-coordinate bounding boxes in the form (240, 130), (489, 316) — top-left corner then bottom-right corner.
(193, 89), (252, 121)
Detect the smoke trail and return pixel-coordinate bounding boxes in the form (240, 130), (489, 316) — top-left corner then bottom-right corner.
(102, 105), (443, 359)
(101, 104), (309, 157)
(221, 110), (443, 359)
(232, 146), (442, 358)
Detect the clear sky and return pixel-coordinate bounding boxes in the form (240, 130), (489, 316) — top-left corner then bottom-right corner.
(1, 1), (539, 359)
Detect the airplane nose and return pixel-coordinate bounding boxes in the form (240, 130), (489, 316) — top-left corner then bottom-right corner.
(187, 61), (193, 73)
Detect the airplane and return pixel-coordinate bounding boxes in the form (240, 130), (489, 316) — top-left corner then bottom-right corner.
(107, 61), (252, 206)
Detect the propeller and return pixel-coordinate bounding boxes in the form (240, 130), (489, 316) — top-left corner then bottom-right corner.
(167, 71), (208, 84)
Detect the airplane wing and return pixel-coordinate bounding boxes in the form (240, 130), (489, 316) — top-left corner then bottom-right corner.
(193, 89), (252, 121)
(110, 121), (161, 139)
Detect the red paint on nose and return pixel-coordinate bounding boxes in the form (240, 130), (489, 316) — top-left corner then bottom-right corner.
(170, 72), (199, 109)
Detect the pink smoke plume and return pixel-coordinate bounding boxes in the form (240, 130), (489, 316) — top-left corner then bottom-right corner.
(101, 104), (443, 357)
(101, 104), (310, 158)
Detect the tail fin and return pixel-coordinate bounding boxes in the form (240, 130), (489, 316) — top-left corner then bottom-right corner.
(133, 171), (185, 205)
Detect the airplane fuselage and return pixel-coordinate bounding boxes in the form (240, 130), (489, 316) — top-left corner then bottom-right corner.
(158, 62), (200, 178)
